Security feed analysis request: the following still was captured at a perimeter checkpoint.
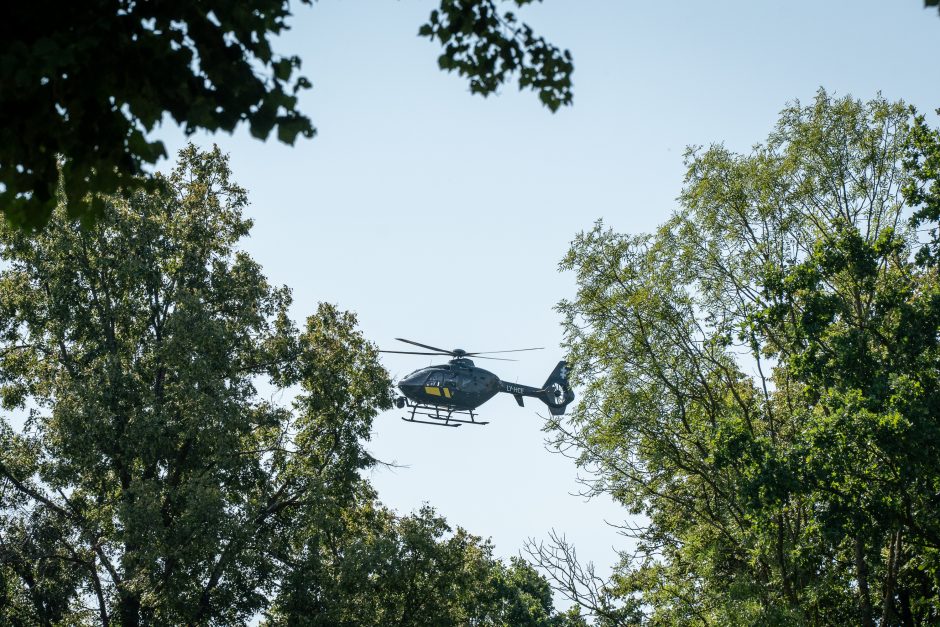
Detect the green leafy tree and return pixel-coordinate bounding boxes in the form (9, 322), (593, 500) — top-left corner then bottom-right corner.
(267, 501), (559, 626)
(0, 144), (393, 625)
(1, 0), (573, 231)
(540, 92), (940, 625)
(485, 555), (557, 626)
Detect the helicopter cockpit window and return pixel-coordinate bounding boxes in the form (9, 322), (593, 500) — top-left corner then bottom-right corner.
(425, 372), (443, 387)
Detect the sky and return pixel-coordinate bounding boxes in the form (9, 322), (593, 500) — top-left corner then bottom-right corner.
(152, 0), (940, 604)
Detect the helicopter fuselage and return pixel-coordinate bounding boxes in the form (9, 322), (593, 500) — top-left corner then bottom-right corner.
(398, 358), (501, 411)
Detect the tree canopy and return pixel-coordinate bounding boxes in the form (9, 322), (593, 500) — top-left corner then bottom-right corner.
(540, 92), (940, 625)
(1, 0), (573, 231)
(0, 145), (569, 625)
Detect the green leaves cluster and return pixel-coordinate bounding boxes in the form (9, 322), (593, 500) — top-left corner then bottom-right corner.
(549, 92), (940, 625)
(2, 1), (573, 232)
(419, 0), (574, 111)
(268, 502), (559, 626)
(2, 0), (316, 231)
(902, 108), (940, 266)
(0, 145), (563, 625)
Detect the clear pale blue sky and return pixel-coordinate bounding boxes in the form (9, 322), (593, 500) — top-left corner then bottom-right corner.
(155, 0), (940, 598)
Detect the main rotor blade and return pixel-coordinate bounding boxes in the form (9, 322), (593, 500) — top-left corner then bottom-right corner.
(379, 350), (451, 356)
(395, 338), (455, 355)
(471, 356), (517, 362)
(466, 347), (544, 355)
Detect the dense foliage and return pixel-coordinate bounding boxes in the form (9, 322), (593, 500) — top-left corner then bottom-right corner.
(0, 145), (565, 625)
(1, 0), (572, 231)
(543, 92), (940, 625)
(268, 501), (561, 626)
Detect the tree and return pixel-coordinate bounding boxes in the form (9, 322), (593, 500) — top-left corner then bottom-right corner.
(267, 501), (560, 626)
(542, 92), (940, 625)
(1, 0), (573, 231)
(0, 144), (393, 624)
(525, 531), (643, 626)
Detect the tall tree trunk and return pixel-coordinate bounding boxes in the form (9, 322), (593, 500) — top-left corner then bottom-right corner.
(899, 587), (915, 627)
(882, 531), (900, 625)
(117, 591), (141, 627)
(776, 514), (797, 607)
(856, 536), (874, 627)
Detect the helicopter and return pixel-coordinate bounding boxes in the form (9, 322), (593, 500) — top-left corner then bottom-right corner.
(380, 338), (575, 427)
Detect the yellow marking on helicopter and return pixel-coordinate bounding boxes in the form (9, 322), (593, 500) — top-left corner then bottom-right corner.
(425, 386), (441, 396)
(443, 387), (451, 399)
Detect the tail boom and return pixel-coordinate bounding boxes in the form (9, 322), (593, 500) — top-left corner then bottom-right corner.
(498, 361), (574, 416)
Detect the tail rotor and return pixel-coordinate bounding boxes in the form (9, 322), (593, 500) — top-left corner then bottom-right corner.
(538, 361), (575, 415)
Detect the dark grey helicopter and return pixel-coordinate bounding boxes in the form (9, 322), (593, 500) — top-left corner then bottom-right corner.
(381, 338), (574, 427)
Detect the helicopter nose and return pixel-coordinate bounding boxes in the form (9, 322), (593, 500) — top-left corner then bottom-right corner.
(398, 380), (419, 396)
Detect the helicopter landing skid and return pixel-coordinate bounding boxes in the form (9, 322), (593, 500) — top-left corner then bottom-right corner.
(400, 401), (489, 428)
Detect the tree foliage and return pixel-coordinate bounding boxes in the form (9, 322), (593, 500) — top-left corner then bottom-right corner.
(419, 0), (573, 111)
(1, 0), (572, 231)
(0, 145), (563, 625)
(543, 92), (940, 625)
(268, 501), (559, 626)
(0, 143), (383, 624)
